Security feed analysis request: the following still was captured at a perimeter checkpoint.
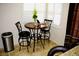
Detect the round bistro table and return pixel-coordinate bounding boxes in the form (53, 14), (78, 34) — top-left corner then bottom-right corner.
(24, 22), (48, 52)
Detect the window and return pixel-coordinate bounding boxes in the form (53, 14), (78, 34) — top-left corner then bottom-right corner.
(35, 3), (45, 22)
(24, 3), (63, 25)
(47, 3), (63, 25)
(24, 3), (45, 22)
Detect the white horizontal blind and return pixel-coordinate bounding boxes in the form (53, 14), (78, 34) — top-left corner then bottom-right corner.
(24, 3), (63, 25)
(24, 3), (45, 22)
(35, 3), (45, 22)
(48, 3), (63, 25)
(24, 3), (34, 11)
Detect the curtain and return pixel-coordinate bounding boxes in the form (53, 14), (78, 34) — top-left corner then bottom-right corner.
(70, 4), (79, 37)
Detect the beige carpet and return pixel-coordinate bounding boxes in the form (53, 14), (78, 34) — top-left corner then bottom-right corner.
(0, 40), (57, 56)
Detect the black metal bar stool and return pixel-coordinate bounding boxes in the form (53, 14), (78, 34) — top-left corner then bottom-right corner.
(15, 21), (31, 52)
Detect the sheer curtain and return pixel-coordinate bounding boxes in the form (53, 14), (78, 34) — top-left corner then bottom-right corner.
(47, 3), (63, 25)
(24, 3), (45, 23)
(24, 3), (63, 25)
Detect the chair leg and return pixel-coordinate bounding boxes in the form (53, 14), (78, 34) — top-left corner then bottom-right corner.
(29, 37), (31, 47)
(39, 35), (44, 48)
(27, 39), (29, 52)
(37, 38), (39, 44)
(48, 32), (50, 43)
(44, 33), (46, 44)
(18, 37), (21, 51)
(19, 46), (21, 51)
(40, 39), (44, 49)
(27, 46), (29, 52)
(18, 37), (20, 43)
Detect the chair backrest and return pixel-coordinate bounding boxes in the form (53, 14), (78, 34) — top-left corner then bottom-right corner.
(37, 20), (40, 23)
(15, 21), (22, 33)
(44, 19), (53, 30)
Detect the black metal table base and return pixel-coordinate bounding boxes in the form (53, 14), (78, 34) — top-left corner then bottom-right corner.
(29, 29), (44, 52)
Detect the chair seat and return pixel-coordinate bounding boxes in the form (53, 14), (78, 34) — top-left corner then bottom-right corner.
(41, 29), (49, 33)
(19, 40), (30, 46)
(19, 31), (30, 37)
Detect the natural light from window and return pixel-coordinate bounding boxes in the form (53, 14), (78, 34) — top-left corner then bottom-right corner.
(24, 3), (63, 25)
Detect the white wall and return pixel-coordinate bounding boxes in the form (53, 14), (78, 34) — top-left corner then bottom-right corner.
(0, 3), (23, 48)
(0, 3), (69, 48)
(50, 3), (69, 45)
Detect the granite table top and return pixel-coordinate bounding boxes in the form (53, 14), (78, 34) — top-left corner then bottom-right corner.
(60, 45), (79, 56)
